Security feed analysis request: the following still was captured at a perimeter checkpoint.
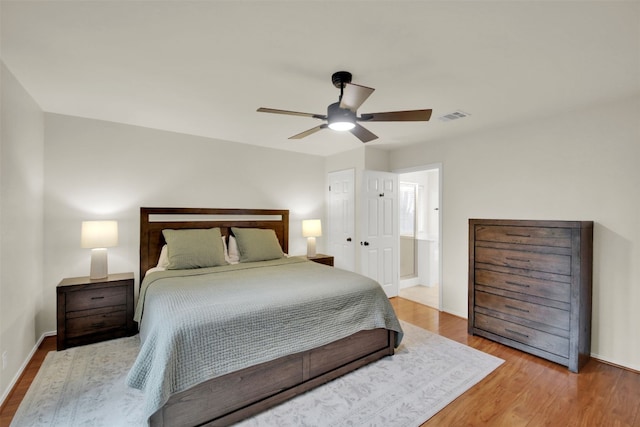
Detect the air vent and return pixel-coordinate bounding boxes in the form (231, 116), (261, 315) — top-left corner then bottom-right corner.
(438, 110), (471, 122)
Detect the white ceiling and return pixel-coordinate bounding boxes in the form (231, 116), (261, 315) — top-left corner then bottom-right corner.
(2, 1), (639, 157)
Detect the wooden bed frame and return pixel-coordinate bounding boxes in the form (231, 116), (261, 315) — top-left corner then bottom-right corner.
(139, 207), (397, 427)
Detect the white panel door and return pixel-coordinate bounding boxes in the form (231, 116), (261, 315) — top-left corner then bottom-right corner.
(360, 170), (399, 297)
(327, 169), (355, 271)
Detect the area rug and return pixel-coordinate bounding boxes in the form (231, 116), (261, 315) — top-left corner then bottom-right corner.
(10, 321), (503, 427)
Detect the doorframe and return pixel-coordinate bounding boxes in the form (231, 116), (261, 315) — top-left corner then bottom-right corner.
(393, 163), (443, 310)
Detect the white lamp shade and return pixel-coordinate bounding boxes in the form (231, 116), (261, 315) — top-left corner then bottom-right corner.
(302, 219), (322, 237)
(81, 221), (118, 248)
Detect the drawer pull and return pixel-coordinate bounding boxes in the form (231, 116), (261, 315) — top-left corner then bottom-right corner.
(91, 296), (105, 300)
(505, 281), (530, 288)
(506, 233), (531, 238)
(506, 257), (530, 263)
(505, 328), (529, 338)
(91, 322), (106, 328)
(505, 304), (530, 313)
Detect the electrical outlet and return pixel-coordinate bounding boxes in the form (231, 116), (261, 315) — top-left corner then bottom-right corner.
(2, 351), (7, 370)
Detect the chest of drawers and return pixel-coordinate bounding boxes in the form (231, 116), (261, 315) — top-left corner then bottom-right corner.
(57, 272), (136, 350)
(468, 219), (593, 372)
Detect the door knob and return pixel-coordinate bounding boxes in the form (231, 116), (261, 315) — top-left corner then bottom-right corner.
(360, 241), (370, 246)
(346, 237), (352, 242)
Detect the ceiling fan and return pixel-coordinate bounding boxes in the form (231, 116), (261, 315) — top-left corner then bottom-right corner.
(257, 71), (432, 143)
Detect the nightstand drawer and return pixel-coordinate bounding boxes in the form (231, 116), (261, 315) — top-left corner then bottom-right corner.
(66, 286), (127, 311)
(66, 307), (127, 338)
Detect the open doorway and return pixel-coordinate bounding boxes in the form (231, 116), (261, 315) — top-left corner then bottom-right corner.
(397, 166), (441, 309)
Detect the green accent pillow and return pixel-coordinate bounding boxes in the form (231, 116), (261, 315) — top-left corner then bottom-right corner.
(162, 228), (227, 269)
(231, 227), (284, 262)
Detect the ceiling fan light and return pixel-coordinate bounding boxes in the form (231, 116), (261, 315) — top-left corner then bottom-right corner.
(328, 121), (356, 131)
(327, 102), (356, 131)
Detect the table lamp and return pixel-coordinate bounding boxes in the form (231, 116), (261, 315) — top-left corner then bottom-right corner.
(302, 219), (322, 257)
(81, 220), (118, 279)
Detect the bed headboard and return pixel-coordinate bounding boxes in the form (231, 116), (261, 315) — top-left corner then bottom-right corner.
(139, 207), (289, 282)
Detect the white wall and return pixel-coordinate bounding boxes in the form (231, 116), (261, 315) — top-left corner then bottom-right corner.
(42, 114), (326, 335)
(0, 61), (45, 400)
(389, 94), (640, 370)
(364, 147), (390, 172)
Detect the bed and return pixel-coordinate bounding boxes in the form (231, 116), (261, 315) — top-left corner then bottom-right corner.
(128, 207), (403, 426)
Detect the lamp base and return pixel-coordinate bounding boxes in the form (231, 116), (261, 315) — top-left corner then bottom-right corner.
(306, 237), (317, 258)
(90, 248), (109, 280)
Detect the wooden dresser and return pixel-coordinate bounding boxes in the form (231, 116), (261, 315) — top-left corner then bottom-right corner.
(468, 219), (593, 372)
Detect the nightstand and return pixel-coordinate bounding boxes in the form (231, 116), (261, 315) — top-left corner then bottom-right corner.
(306, 254), (334, 267)
(56, 272), (136, 351)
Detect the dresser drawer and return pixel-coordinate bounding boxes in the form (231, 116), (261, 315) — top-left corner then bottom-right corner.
(474, 313), (569, 358)
(475, 225), (571, 247)
(475, 291), (570, 331)
(66, 307), (127, 338)
(476, 247), (571, 275)
(66, 286), (127, 311)
(475, 269), (571, 303)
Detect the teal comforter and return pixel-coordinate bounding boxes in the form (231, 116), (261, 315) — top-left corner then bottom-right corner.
(126, 257), (403, 421)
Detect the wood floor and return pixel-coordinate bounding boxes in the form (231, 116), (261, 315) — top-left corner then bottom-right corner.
(391, 298), (640, 427)
(0, 335), (56, 427)
(1, 298), (639, 427)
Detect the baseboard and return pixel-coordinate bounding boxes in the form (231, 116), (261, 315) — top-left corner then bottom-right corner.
(590, 352), (640, 374)
(0, 330), (56, 407)
(399, 277), (421, 289)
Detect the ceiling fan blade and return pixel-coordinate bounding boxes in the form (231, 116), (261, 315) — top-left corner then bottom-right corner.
(289, 124), (328, 140)
(340, 83), (375, 112)
(359, 109), (432, 122)
(257, 107), (326, 120)
(350, 123), (378, 143)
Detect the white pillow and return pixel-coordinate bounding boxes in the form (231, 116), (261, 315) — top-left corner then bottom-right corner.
(156, 244), (169, 268)
(222, 235), (231, 264)
(146, 266), (166, 275)
(227, 236), (240, 264)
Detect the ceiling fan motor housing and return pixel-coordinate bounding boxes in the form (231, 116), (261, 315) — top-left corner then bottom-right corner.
(327, 102), (356, 130)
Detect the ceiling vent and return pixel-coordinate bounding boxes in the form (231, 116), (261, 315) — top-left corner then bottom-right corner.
(438, 110), (471, 122)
